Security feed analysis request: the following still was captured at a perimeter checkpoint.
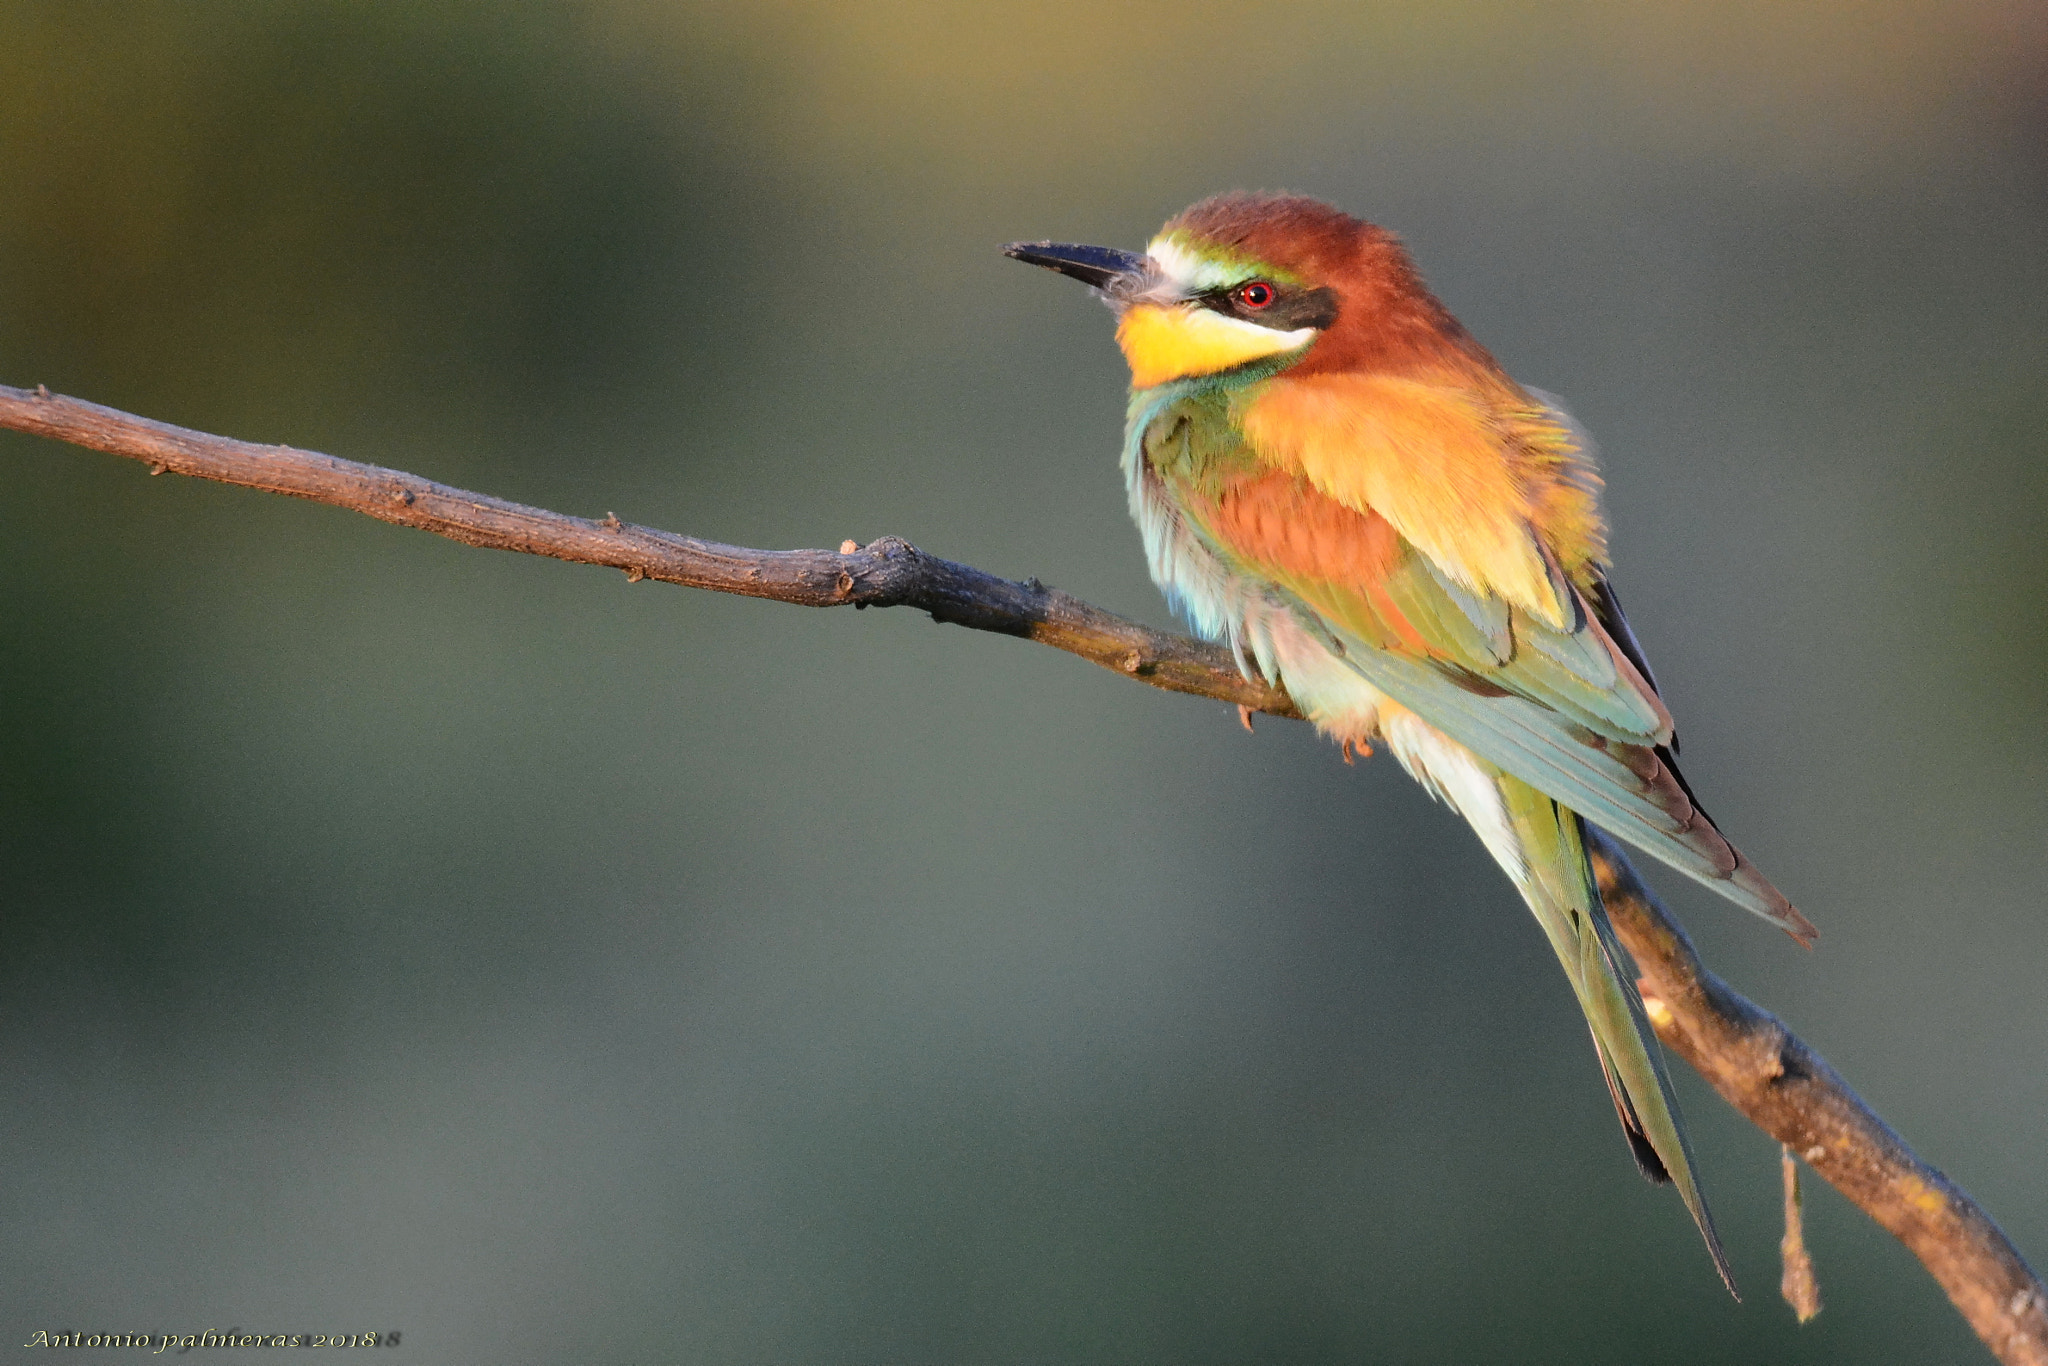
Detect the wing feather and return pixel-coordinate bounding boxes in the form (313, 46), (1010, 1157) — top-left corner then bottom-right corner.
(1146, 396), (1815, 944)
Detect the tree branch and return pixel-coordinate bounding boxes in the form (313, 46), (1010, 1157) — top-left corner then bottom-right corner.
(3, 381), (2041, 1363)
(1588, 829), (2047, 1361)
(0, 384), (1292, 718)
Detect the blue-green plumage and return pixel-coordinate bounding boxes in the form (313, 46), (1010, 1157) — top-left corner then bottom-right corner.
(1008, 192), (1815, 1293)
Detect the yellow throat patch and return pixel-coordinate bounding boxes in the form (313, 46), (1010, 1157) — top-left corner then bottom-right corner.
(1115, 304), (1316, 389)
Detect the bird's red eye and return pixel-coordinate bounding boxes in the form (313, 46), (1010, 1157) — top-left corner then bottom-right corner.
(1237, 281), (1275, 309)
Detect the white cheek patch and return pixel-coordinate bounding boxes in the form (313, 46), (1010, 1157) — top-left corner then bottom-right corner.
(1196, 308), (1318, 352)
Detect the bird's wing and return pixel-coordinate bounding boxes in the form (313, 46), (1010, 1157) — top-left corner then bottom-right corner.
(1144, 389), (1814, 942)
(1231, 370), (1596, 628)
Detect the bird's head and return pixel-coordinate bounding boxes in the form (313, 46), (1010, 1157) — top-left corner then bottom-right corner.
(1006, 192), (1454, 390)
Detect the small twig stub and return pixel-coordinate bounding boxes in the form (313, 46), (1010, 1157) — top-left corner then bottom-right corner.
(1781, 1145), (1824, 1322)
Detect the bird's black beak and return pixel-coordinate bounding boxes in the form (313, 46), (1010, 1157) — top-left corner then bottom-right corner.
(1002, 241), (1150, 295)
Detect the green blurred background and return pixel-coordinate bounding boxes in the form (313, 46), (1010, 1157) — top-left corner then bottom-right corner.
(3, 2), (2044, 1360)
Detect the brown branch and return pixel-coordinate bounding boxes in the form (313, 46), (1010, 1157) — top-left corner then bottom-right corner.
(3, 381), (2041, 1362)
(1592, 828), (2048, 1362)
(0, 384), (1294, 719)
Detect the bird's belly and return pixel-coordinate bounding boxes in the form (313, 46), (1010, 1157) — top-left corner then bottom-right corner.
(1134, 458), (1525, 879)
(1256, 607), (1388, 744)
(1124, 443), (1385, 742)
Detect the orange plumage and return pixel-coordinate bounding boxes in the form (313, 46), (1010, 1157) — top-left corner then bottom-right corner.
(1006, 193), (1818, 1290)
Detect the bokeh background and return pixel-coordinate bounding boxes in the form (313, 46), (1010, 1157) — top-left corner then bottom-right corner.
(3, 2), (2045, 1361)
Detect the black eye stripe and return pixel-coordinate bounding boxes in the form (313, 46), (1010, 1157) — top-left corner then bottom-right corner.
(1199, 282), (1339, 331)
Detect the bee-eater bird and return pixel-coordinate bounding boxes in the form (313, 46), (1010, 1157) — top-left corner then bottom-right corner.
(1006, 193), (1817, 1292)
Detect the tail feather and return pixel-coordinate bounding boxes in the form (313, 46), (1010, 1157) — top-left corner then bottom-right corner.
(1378, 711), (1737, 1294)
(1504, 776), (1739, 1297)
(1590, 1027), (1672, 1185)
